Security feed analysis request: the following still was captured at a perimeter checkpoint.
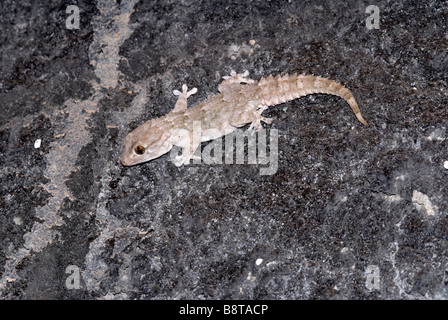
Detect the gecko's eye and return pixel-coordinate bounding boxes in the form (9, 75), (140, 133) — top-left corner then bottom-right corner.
(134, 145), (146, 155)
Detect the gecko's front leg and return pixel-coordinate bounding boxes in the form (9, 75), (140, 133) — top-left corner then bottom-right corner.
(170, 85), (201, 166)
(173, 84), (197, 112)
(170, 126), (202, 166)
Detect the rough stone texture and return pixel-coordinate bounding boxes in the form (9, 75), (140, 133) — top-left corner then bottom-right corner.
(0, 0), (447, 299)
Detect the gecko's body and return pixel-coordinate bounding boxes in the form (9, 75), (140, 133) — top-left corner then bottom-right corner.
(121, 71), (367, 166)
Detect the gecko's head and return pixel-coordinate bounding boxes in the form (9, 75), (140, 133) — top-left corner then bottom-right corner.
(120, 122), (172, 166)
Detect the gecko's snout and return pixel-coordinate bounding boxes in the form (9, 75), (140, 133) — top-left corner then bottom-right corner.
(120, 156), (129, 166)
(121, 132), (134, 166)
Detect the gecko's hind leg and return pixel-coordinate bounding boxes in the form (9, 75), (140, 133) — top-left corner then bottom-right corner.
(218, 70), (255, 93)
(222, 70), (254, 83)
(248, 105), (274, 131)
(229, 104), (274, 132)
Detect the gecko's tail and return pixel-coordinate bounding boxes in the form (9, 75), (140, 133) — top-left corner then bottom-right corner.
(257, 74), (368, 126)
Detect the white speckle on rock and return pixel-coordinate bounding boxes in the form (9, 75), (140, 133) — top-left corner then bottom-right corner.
(13, 216), (22, 225)
(383, 194), (403, 203)
(426, 128), (445, 141)
(246, 271), (256, 281)
(340, 247), (349, 254)
(444, 161), (448, 170)
(255, 258), (263, 266)
(412, 190), (438, 216)
(34, 139), (41, 148)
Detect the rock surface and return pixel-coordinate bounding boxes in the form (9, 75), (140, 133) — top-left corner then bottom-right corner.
(0, 0), (447, 299)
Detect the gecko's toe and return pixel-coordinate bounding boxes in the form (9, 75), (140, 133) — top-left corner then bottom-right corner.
(187, 87), (197, 97)
(261, 117), (274, 124)
(174, 85), (197, 97)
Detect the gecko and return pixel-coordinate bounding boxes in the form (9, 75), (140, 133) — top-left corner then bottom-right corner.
(120, 71), (367, 167)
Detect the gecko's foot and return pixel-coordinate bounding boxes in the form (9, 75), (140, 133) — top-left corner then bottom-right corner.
(173, 84), (197, 112)
(222, 70), (255, 84)
(172, 155), (184, 167)
(248, 118), (274, 131)
(189, 155), (201, 163)
(172, 152), (201, 166)
(218, 70), (255, 93)
(248, 105), (274, 132)
(173, 84), (198, 97)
